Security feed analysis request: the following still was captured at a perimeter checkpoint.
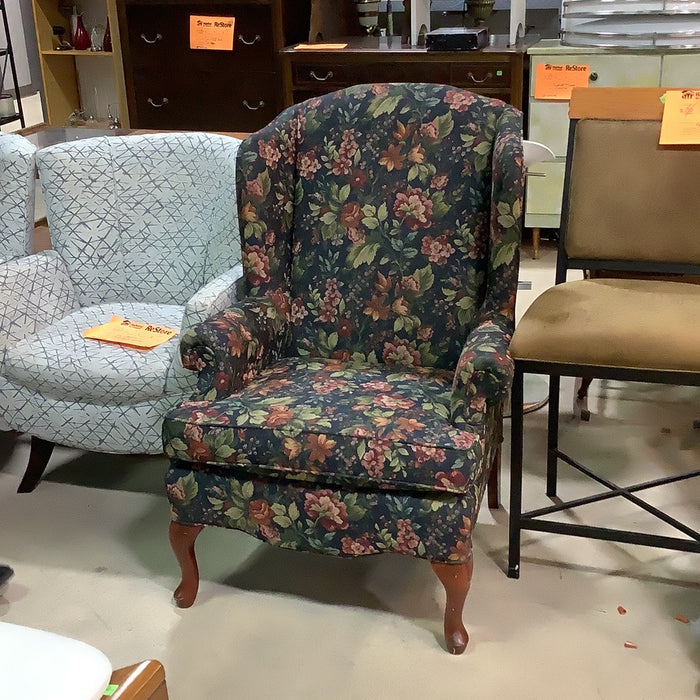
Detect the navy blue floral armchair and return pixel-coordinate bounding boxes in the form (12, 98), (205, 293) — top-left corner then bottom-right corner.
(163, 84), (524, 654)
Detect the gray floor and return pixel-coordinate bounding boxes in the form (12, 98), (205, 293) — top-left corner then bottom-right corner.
(1, 244), (698, 699)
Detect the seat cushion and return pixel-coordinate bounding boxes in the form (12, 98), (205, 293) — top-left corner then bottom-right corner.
(510, 278), (700, 372)
(3, 302), (185, 404)
(163, 358), (489, 495)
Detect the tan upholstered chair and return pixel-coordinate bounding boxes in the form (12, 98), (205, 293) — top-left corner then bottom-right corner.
(507, 88), (700, 577)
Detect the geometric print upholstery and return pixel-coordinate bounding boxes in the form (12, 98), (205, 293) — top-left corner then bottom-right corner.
(37, 132), (242, 306)
(0, 133), (36, 262)
(0, 374), (187, 453)
(2, 302), (196, 404)
(0, 251), (78, 374)
(0, 132), (243, 456)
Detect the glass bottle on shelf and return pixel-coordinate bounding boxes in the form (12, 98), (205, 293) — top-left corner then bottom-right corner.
(103, 20), (112, 52)
(73, 14), (91, 50)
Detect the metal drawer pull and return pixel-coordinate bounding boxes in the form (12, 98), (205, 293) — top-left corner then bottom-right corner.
(243, 99), (265, 111)
(239, 34), (261, 45)
(525, 172), (547, 177)
(467, 71), (493, 84)
(147, 97), (169, 108)
(140, 33), (163, 44)
(310, 70), (333, 81)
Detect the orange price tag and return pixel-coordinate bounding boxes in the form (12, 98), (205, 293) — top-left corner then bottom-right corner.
(82, 315), (178, 350)
(294, 43), (348, 50)
(534, 63), (590, 101)
(189, 15), (235, 51)
(659, 89), (700, 145)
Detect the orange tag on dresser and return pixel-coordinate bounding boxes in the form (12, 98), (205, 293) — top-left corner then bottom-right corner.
(659, 89), (700, 145)
(534, 63), (590, 100)
(189, 15), (235, 51)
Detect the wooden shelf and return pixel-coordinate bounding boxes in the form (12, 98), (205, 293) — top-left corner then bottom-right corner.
(41, 50), (115, 56)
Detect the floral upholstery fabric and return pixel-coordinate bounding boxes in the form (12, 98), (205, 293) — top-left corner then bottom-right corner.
(165, 357), (489, 494)
(0, 133), (36, 262)
(164, 84), (524, 562)
(0, 132), (242, 454)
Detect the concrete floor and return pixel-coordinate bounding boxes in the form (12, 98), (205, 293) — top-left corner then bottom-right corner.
(1, 245), (698, 699)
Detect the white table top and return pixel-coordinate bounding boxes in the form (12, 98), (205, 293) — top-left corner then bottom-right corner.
(0, 622), (112, 700)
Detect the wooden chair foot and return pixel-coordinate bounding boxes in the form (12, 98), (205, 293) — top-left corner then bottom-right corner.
(431, 553), (474, 655)
(17, 436), (55, 493)
(169, 522), (204, 608)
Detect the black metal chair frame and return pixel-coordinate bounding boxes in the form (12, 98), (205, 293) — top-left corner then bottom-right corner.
(507, 116), (700, 579)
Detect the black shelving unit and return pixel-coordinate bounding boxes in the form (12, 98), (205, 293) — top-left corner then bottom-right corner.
(0, 0), (26, 128)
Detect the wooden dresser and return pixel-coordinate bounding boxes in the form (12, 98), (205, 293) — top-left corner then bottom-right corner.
(116, 0), (310, 131)
(282, 36), (527, 111)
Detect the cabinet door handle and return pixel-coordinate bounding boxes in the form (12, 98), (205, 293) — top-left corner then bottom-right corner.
(147, 97), (169, 108)
(310, 70), (333, 81)
(243, 99), (265, 111)
(466, 71), (493, 84)
(238, 34), (261, 45)
(140, 33), (163, 44)
(589, 72), (599, 81)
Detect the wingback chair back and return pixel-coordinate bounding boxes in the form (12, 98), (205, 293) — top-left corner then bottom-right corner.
(37, 132), (241, 307)
(0, 132), (37, 262)
(238, 83), (522, 370)
(563, 120), (700, 265)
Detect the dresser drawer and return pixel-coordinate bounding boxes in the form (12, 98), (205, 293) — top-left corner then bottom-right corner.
(132, 71), (279, 131)
(450, 62), (511, 89)
(525, 160), (565, 217)
(126, 3), (275, 68)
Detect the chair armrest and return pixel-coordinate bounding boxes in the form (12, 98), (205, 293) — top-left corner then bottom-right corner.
(180, 263), (244, 336)
(0, 251), (78, 355)
(450, 314), (514, 426)
(181, 295), (290, 400)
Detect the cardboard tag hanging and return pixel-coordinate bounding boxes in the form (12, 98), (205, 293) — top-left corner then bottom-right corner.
(82, 315), (178, 350)
(659, 89), (700, 145)
(189, 15), (235, 51)
(534, 63), (590, 100)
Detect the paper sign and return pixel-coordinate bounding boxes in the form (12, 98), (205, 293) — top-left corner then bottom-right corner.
(83, 315), (178, 350)
(189, 15), (235, 51)
(659, 89), (700, 145)
(294, 43), (348, 50)
(534, 63), (590, 100)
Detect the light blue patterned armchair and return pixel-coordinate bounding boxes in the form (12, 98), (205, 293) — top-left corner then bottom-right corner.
(0, 132), (38, 433)
(0, 132), (36, 263)
(162, 84), (524, 653)
(0, 132), (242, 492)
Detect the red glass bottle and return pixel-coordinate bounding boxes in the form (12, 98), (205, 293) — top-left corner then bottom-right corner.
(73, 14), (91, 50)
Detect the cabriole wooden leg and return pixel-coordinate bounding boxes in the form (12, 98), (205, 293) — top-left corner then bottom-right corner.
(17, 436), (55, 493)
(169, 522), (204, 608)
(431, 552), (474, 655)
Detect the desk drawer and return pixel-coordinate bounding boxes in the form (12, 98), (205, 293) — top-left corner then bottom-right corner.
(450, 62), (511, 89)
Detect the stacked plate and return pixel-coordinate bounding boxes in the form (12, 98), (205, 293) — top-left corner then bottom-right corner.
(561, 0), (700, 48)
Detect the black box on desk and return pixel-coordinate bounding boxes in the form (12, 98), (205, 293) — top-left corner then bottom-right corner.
(425, 27), (489, 51)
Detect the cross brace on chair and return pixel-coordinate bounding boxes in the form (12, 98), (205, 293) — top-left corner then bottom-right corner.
(508, 362), (700, 579)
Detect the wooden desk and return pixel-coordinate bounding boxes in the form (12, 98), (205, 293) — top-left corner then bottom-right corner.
(282, 36), (527, 111)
